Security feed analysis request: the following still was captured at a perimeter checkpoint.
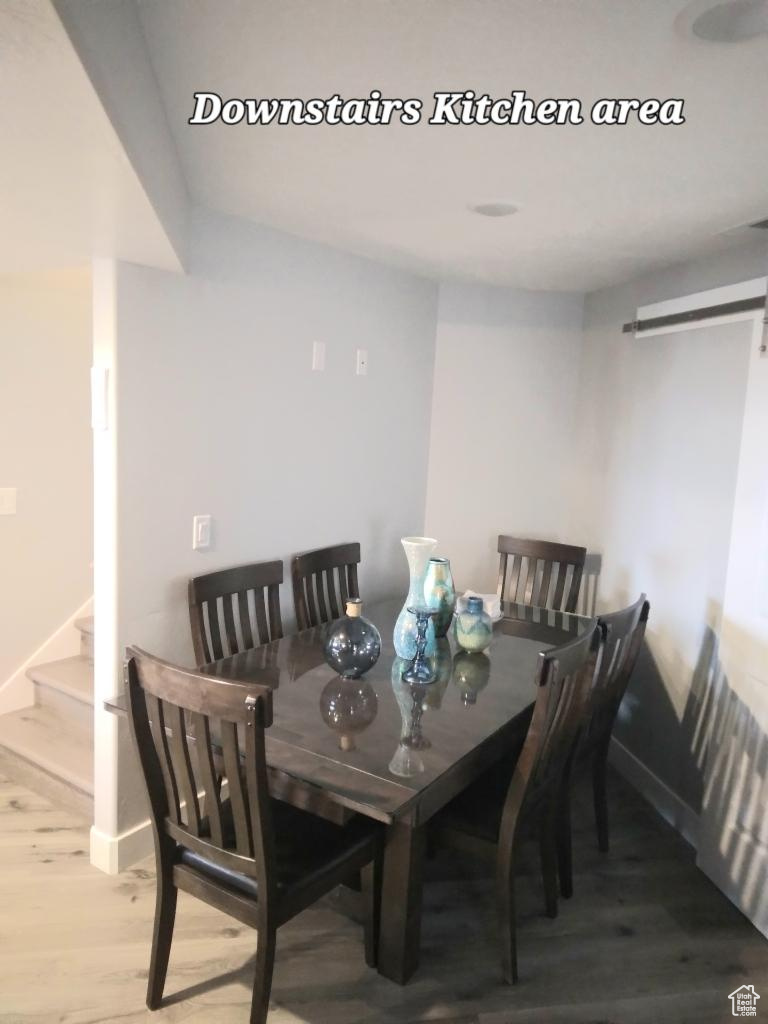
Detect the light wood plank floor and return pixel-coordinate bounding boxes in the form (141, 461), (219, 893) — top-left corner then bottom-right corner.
(2, 768), (767, 1024)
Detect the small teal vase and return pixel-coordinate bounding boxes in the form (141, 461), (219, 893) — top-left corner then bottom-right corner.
(393, 536), (437, 659)
(423, 557), (456, 638)
(454, 596), (493, 654)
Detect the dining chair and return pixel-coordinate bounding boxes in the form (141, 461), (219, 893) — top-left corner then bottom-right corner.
(188, 560), (284, 665)
(125, 647), (382, 1024)
(556, 595), (650, 897)
(496, 536), (587, 614)
(291, 542), (360, 630)
(431, 619), (603, 984)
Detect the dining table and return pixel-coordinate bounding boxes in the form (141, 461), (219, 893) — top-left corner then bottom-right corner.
(106, 596), (590, 984)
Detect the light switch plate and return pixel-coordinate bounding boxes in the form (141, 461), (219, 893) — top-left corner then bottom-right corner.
(192, 514), (212, 551)
(356, 348), (368, 376)
(0, 488), (17, 515)
(312, 341), (326, 371)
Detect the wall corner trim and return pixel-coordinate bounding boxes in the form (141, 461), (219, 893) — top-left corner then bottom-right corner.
(609, 737), (700, 850)
(89, 818), (153, 875)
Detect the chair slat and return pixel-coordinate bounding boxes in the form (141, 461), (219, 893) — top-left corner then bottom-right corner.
(146, 694), (181, 824)
(497, 552), (508, 598)
(253, 589), (270, 645)
(507, 554), (523, 603)
(305, 577), (319, 629)
(222, 596), (239, 657)
(192, 712), (224, 847)
(537, 561), (553, 608)
(314, 572), (329, 623)
(267, 584), (283, 642)
(221, 720), (252, 857)
(522, 557), (537, 605)
(325, 569), (340, 619)
(566, 563), (584, 614)
(238, 591), (255, 650)
(207, 599), (225, 661)
(168, 704), (201, 835)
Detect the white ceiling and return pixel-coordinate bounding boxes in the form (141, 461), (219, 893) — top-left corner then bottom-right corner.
(134, 0), (768, 291)
(0, 0), (179, 274)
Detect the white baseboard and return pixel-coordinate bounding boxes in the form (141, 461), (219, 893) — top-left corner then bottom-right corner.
(90, 818), (153, 874)
(609, 737), (700, 850)
(0, 596), (93, 714)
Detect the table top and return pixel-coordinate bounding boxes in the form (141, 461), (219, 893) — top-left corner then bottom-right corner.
(107, 598), (590, 824)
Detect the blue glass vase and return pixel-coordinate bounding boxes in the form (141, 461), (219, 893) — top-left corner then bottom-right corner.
(323, 599), (381, 678)
(393, 536), (437, 659)
(423, 556), (456, 638)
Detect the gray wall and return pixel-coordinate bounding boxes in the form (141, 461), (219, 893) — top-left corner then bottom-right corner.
(110, 210), (439, 833)
(425, 281), (585, 592)
(576, 238), (766, 813)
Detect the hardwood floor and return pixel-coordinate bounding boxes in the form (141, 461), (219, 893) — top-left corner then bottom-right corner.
(2, 767), (767, 1024)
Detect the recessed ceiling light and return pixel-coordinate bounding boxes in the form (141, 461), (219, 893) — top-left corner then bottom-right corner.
(690, 0), (768, 42)
(469, 202), (519, 218)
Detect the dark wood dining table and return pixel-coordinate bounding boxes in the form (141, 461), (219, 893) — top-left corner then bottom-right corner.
(106, 597), (590, 984)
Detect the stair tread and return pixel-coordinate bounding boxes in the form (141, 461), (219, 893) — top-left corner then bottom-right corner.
(74, 616), (93, 637)
(0, 706), (93, 795)
(27, 656), (93, 706)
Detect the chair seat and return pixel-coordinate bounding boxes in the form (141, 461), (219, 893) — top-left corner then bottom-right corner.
(179, 797), (377, 900)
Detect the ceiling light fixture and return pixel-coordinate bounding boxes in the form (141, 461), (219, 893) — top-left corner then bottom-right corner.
(690, 0), (768, 42)
(469, 202), (518, 218)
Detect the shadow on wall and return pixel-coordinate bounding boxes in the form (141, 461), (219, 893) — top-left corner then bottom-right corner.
(615, 600), (768, 928)
(578, 552), (602, 617)
(687, 619), (768, 929)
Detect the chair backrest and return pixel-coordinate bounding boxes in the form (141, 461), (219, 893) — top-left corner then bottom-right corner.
(499, 619), (603, 836)
(126, 647), (276, 895)
(291, 542), (361, 630)
(497, 535), (587, 613)
(585, 594), (650, 753)
(188, 560), (284, 665)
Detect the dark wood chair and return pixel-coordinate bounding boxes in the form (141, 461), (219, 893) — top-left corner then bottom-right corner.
(557, 595), (650, 897)
(496, 536), (587, 614)
(125, 647), (382, 1024)
(291, 543), (360, 630)
(189, 560), (284, 665)
(432, 619), (603, 984)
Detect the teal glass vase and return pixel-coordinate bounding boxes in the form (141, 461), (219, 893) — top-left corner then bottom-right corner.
(393, 536), (437, 659)
(454, 595), (493, 653)
(423, 556), (456, 638)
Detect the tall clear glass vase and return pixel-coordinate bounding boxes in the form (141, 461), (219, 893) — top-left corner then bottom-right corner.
(393, 536), (437, 659)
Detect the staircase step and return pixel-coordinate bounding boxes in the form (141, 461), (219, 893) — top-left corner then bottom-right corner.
(74, 616), (94, 664)
(0, 706), (93, 820)
(74, 616), (93, 637)
(28, 655), (93, 707)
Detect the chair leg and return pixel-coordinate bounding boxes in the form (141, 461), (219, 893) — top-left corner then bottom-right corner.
(497, 849), (518, 985)
(539, 807), (559, 920)
(361, 853), (382, 969)
(146, 866), (177, 1010)
(250, 926), (277, 1024)
(557, 785), (574, 899)
(593, 746), (610, 853)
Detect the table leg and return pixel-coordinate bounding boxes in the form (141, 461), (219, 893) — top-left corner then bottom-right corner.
(377, 819), (426, 984)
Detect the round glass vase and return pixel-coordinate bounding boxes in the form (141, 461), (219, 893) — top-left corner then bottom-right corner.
(454, 595), (493, 654)
(323, 599), (381, 679)
(393, 536), (437, 659)
(423, 556), (456, 638)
